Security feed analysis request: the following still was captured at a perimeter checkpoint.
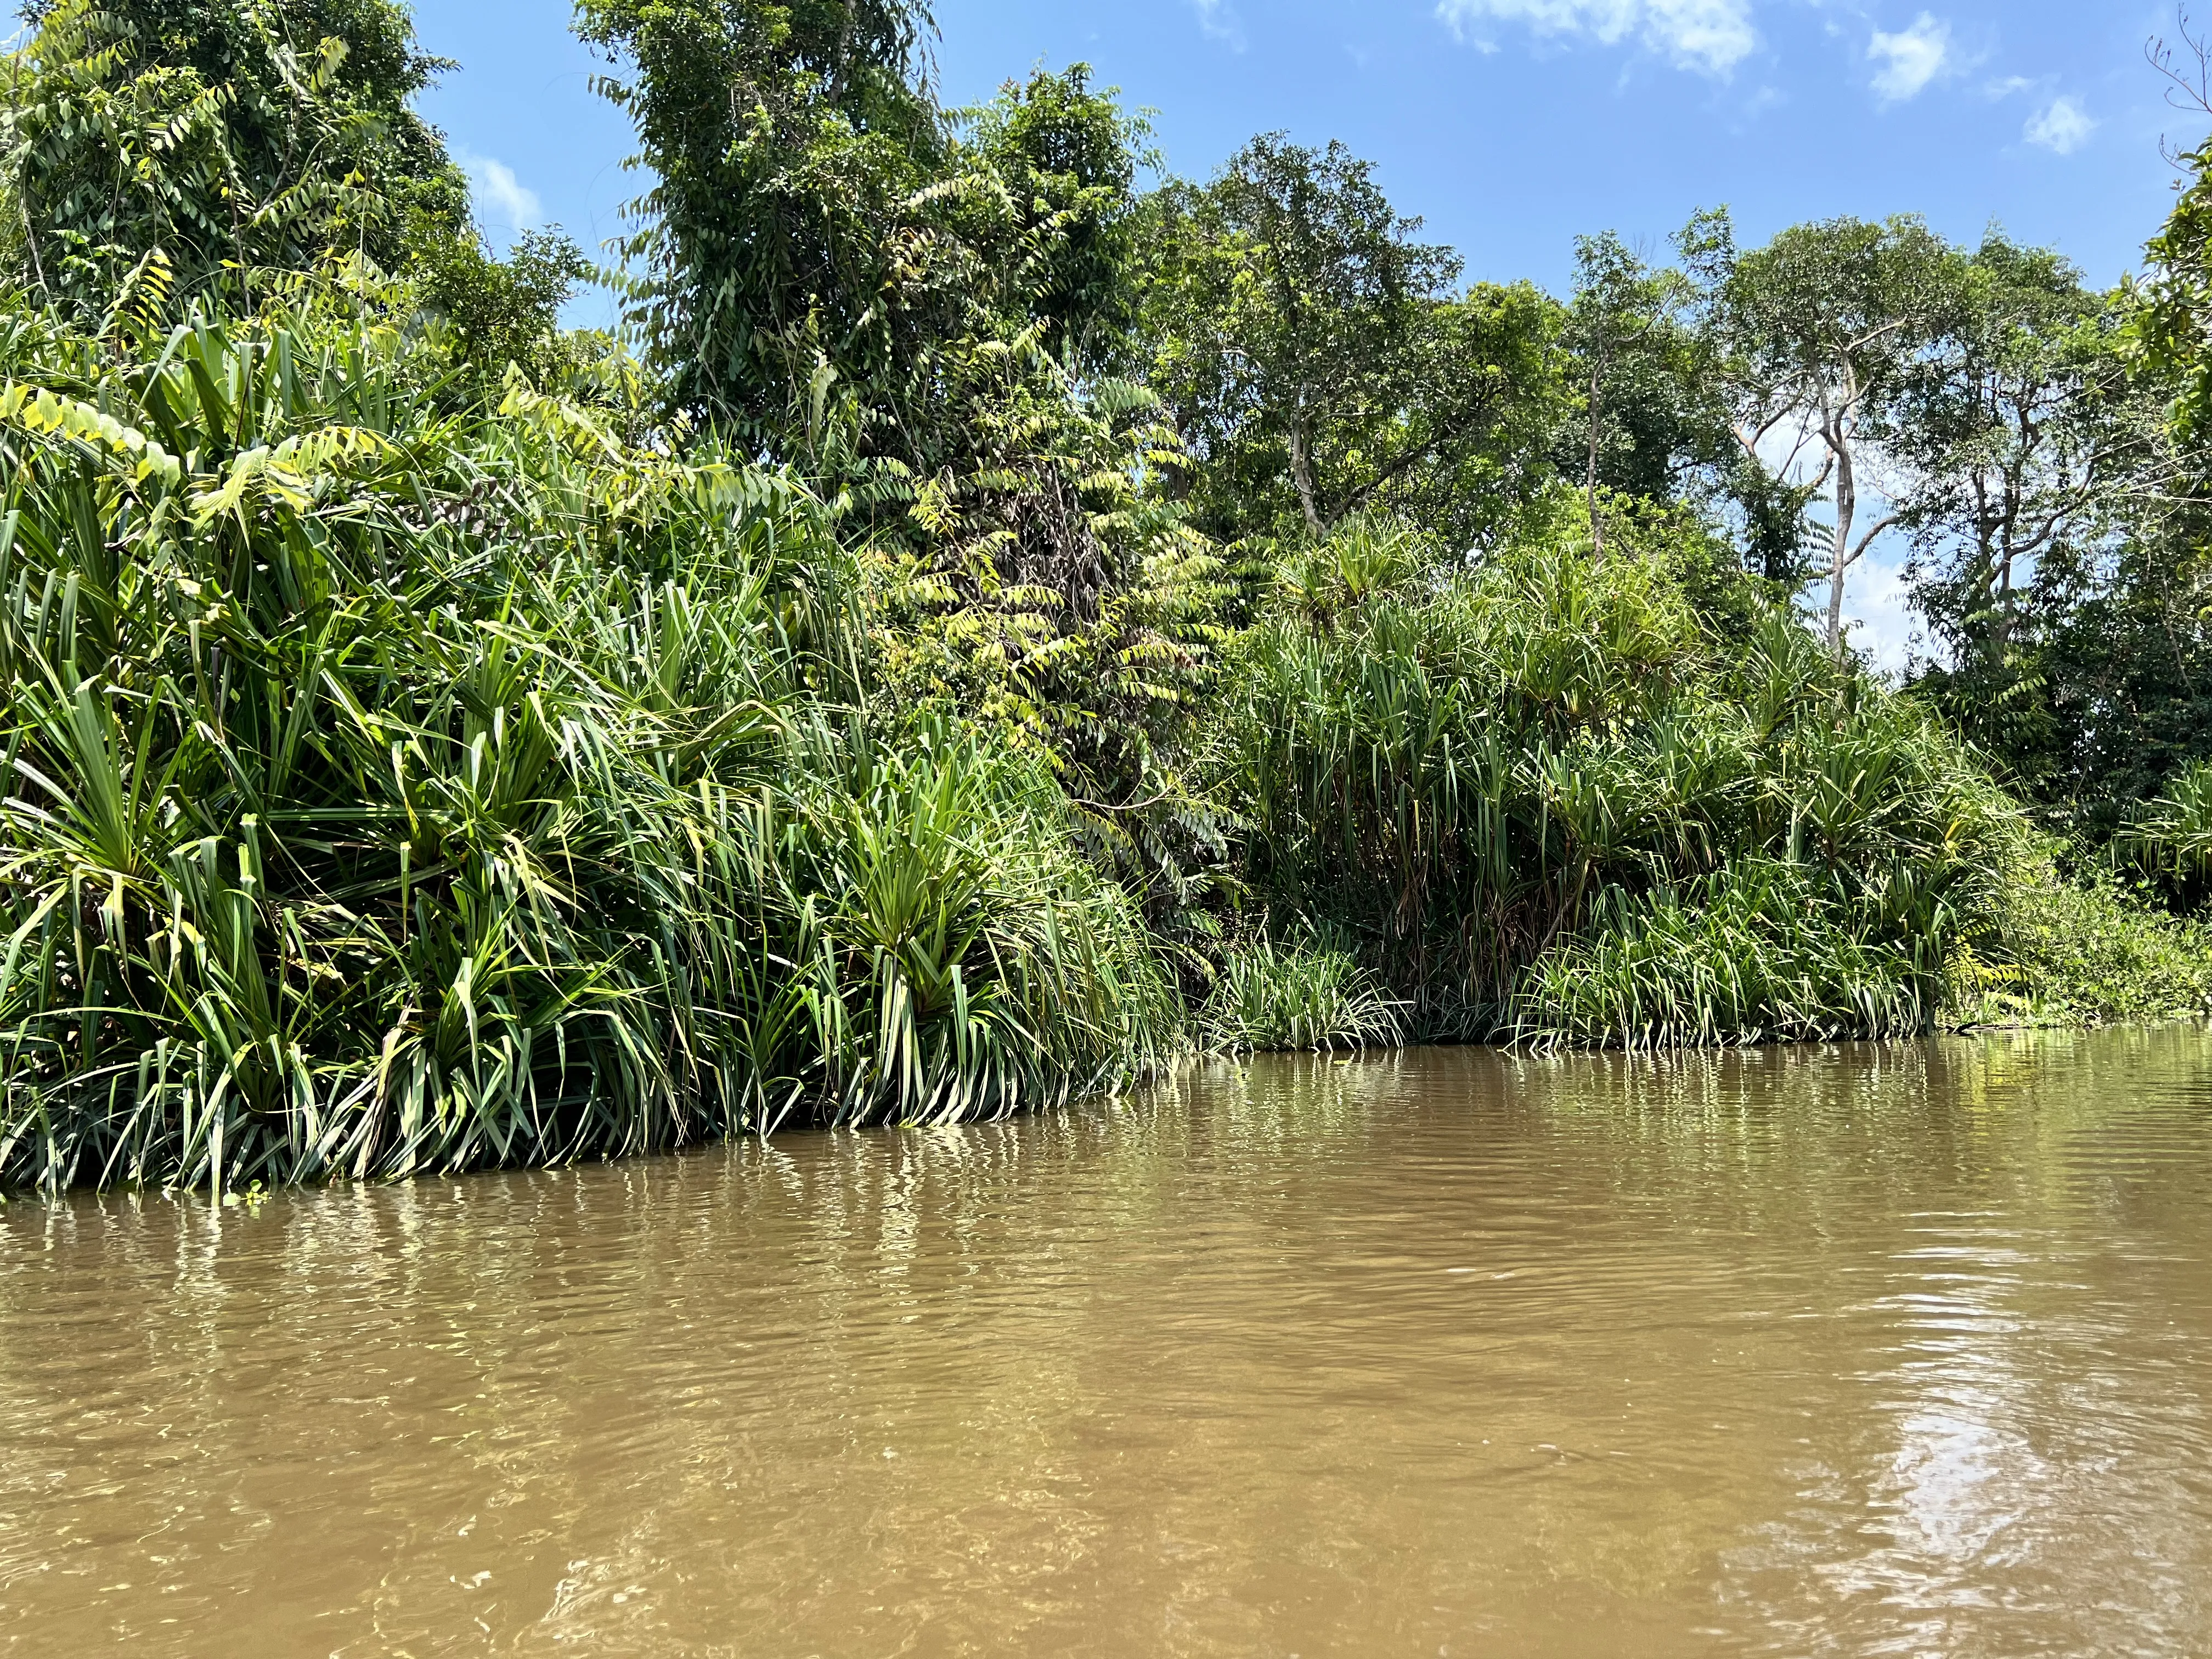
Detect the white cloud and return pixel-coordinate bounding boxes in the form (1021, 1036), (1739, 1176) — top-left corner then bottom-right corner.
(2024, 95), (2095, 155)
(1868, 12), (1950, 103)
(1435, 0), (1758, 77)
(465, 154), (541, 238)
(1191, 0), (1244, 48)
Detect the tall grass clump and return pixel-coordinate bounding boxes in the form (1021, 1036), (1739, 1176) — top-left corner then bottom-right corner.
(0, 290), (1176, 1193)
(1214, 507), (2034, 1047)
(1512, 859), (1931, 1049)
(2119, 760), (2212, 900)
(743, 717), (1181, 1125)
(1200, 933), (1406, 1053)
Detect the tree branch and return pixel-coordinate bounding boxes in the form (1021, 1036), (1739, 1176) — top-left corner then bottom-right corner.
(1846, 511), (1903, 567)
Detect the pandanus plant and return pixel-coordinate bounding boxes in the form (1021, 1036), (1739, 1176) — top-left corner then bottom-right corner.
(1218, 516), (2027, 1045)
(0, 300), (1178, 1192)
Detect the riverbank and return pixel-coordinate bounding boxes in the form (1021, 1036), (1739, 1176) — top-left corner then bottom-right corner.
(2, 307), (2205, 1191)
(7, 2), (2212, 1192)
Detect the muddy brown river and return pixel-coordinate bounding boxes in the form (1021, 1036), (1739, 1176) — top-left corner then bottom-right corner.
(3, 1028), (2210, 1655)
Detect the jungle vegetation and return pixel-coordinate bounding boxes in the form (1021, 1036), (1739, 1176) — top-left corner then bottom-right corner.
(4, 0), (2212, 1190)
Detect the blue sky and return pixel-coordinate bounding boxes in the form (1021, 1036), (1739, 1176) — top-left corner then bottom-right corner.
(413, 0), (2207, 665)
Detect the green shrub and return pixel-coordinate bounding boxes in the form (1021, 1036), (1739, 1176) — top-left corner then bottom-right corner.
(0, 301), (1177, 1193)
(1216, 517), (2024, 1041)
(1200, 936), (1406, 1053)
(1513, 859), (1930, 1049)
(1955, 860), (2212, 1028)
(2117, 760), (2212, 899)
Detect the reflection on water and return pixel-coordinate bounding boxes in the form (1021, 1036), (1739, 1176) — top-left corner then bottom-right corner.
(2, 1028), (2210, 1655)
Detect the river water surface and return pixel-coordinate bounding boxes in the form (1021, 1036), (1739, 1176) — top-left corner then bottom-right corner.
(4, 1028), (2211, 1655)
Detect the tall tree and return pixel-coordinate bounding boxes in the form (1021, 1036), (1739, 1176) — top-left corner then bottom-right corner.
(1551, 224), (1818, 588)
(1983, 25), (2212, 827)
(1568, 232), (1654, 558)
(576, 0), (951, 445)
(1888, 238), (2138, 674)
(1141, 134), (1560, 550)
(1, 0), (467, 317)
(2139, 9), (2212, 450)
(577, 2), (1152, 471)
(960, 63), (1145, 375)
(1562, 229), (1741, 560)
(1691, 210), (1953, 656)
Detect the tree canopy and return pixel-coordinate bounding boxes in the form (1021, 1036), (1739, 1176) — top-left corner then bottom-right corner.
(2, 0), (467, 317)
(1139, 134), (1561, 552)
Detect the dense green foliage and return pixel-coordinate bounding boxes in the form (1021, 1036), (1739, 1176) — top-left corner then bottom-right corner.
(4, 0), (2212, 1191)
(1, 0), (467, 317)
(1217, 509), (2021, 1046)
(0, 286), (1176, 1190)
(1200, 933), (1405, 1054)
(1139, 135), (1559, 552)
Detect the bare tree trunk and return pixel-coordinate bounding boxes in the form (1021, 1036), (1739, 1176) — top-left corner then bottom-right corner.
(1994, 544), (2015, 653)
(1587, 363), (1604, 563)
(1289, 395), (1324, 540)
(1826, 416), (1856, 659)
